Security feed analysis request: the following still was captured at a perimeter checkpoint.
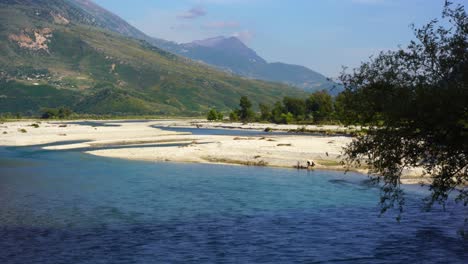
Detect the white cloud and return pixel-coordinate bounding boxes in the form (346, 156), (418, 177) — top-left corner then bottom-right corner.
(177, 6), (206, 19)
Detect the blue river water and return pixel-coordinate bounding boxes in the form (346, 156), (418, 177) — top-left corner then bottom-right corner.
(152, 125), (291, 136)
(0, 141), (466, 263)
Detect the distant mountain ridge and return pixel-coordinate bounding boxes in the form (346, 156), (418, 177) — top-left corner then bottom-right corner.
(170, 36), (338, 94)
(0, 0), (305, 115)
(185, 36), (266, 64)
(153, 37), (339, 94)
(52, 0), (337, 94)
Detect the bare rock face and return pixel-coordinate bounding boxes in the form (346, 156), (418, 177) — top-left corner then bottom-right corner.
(8, 28), (53, 52)
(51, 12), (70, 25)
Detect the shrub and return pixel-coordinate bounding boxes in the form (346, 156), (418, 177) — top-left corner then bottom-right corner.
(229, 111), (239, 121)
(207, 109), (223, 121)
(41, 107), (73, 119)
(280, 112), (294, 124)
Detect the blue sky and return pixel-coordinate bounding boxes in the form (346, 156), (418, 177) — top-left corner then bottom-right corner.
(93, 0), (463, 77)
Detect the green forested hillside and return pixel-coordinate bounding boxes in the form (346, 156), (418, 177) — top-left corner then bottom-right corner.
(0, 0), (306, 115)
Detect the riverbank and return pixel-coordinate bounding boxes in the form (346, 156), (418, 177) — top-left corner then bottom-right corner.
(0, 119), (427, 184)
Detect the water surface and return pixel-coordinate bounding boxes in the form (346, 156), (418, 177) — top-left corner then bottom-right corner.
(0, 145), (466, 263)
(152, 125), (288, 136)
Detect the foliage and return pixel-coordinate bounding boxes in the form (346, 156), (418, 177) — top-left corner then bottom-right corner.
(333, 91), (348, 122)
(280, 112), (294, 124)
(207, 109), (223, 121)
(238, 96), (255, 122)
(306, 90), (334, 122)
(339, 3), (468, 216)
(41, 108), (59, 119)
(0, 81), (80, 115)
(271, 101), (286, 123)
(259, 103), (272, 121)
(58, 107), (73, 119)
(41, 107), (73, 119)
(253, 90), (337, 124)
(229, 111), (239, 121)
(283, 97), (306, 120)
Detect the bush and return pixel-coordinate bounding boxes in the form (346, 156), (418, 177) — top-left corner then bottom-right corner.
(229, 111), (239, 121)
(206, 109), (223, 121)
(41, 107), (73, 119)
(280, 112), (294, 124)
(41, 108), (59, 119)
(217, 112), (224, 120)
(239, 96), (255, 122)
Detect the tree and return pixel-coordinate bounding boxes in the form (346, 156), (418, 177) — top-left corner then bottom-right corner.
(239, 96), (255, 122)
(207, 109), (223, 121)
(58, 107), (72, 119)
(280, 112), (294, 124)
(306, 90), (334, 123)
(259, 103), (272, 121)
(41, 107), (73, 119)
(229, 111), (239, 121)
(283, 97), (306, 120)
(41, 108), (59, 119)
(333, 91), (348, 123)
(217, 111), (224, 120)
(339, 3), (467, 217)
(271, 101), (286, 124)
(207, 109), (218, 121)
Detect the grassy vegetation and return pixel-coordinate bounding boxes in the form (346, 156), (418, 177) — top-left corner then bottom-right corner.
(203, 156), (269, 167)
(315, 159), (342, 167)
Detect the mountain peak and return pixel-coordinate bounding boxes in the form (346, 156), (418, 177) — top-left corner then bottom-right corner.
(0, 0), (306, 115)
(189, 36), (244, 48)
(183, 36), (266, 64)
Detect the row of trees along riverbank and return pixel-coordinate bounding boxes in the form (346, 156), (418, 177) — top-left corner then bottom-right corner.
(207, 90), (345, 125)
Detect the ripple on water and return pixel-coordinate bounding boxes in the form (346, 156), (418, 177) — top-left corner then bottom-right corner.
(0, 147), (466, 263)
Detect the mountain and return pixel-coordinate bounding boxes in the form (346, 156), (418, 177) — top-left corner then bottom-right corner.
(164, 36), (340, 94)
(68, 0), (173, 46)
(24, 0), (337, 95)
(186, 36), (266, 64)
(0, 0), (306, 115)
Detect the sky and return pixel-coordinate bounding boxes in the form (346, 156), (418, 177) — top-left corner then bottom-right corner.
(93, 0), (464, 78)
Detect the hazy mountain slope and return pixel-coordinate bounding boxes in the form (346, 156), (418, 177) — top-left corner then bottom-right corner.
(0, 0), (306, 115)
(67, 0), (181, 56)
(43, 0), (337, 94)
(167, 36), (339, 94)
(177, 37), (265, 76)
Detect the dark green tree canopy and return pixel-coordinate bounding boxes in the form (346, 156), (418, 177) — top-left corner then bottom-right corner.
(239, 96), (252, 110)
(259, 103), (272, 121)
(339, 3), (467, 215)
(238, 96), (255, 122)
(283, 97), (306, 118)
(207, 109), (223, 121)
(306, 90), (334, 122)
